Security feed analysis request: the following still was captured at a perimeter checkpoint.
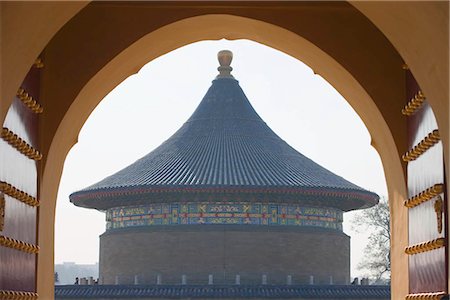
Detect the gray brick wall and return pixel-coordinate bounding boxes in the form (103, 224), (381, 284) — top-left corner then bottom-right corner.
(99, 226), (350, 285)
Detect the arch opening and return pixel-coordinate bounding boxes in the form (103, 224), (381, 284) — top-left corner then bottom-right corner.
(38, 14), (407, 298)
(54, 39), (389, 286)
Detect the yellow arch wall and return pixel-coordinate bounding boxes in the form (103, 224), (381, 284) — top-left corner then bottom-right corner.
(0, 1), (88, 120)
(352, 1), (449, 162)
(0, 3), (448, 300)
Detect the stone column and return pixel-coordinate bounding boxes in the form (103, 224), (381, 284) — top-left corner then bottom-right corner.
(208, 274), (213, 285)
(156, 274), (162, 285)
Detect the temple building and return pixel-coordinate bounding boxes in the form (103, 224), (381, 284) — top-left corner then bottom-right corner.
(69, 50), (379, 287)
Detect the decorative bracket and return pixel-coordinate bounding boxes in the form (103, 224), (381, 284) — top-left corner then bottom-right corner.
(404, 183), (443, 208)
(0, 290), (39, 299)
(402, 90), (426, 116)
(0, 235), (39, 254)
(405, 292), (447, 300)
(1, 127), (43, 161)
(405, 238), (445, 255)
(434, 196), (443, 234)
(16, 88), (43, 114)
(402, 130), (440, 162)
(0, 181), (39, 207)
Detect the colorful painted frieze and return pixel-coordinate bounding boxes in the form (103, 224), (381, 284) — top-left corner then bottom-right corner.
(106, 202), (343, 231)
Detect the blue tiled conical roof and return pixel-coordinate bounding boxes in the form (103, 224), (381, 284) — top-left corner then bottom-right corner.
(70, 51), (378, 211)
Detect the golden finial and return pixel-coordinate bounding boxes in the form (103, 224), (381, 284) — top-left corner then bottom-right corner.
(217, 50), (234, 78)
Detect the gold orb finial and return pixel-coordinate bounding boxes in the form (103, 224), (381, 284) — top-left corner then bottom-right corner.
(217, 50), (233, 78)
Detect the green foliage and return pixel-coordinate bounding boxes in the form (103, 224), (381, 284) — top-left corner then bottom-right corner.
(352, 197), (390, 281)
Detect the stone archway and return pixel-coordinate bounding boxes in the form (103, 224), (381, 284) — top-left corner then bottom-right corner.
(0, 2), (448, 300)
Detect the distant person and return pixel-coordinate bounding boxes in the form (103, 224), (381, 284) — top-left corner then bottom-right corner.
(74, 277), (79, 285)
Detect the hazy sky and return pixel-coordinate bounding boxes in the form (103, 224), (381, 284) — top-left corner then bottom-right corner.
(54, 40), (388, 278)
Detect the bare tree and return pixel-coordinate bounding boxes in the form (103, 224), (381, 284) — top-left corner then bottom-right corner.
(352, 197), (390, 282)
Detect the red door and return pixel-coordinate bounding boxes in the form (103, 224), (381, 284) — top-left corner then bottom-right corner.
(404, 70), (448, 299)
(0, 60), (43, 299)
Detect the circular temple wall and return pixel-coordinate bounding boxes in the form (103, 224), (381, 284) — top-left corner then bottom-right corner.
(99, 225), (350, 285)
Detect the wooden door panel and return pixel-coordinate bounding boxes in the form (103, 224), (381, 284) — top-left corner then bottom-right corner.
(409, 244), (446, 293)
(407, 142), (444, 195)
(0, 247), (36, 291)
(405, 71), (447, 297)
(0, 138), (38, 197)
(0, 63), (41, 297)
(3, 98), (39, 149)
(1, 195), (36, 244)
